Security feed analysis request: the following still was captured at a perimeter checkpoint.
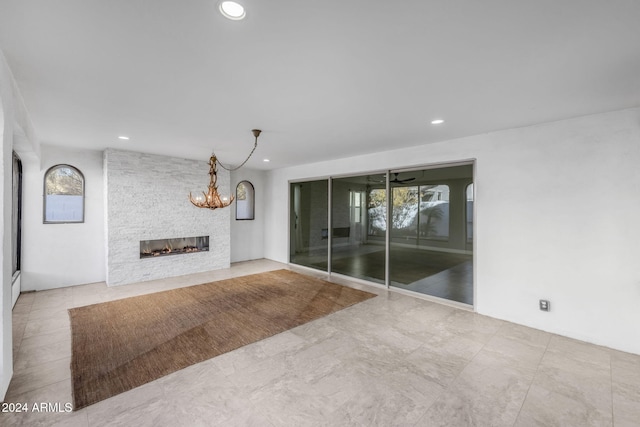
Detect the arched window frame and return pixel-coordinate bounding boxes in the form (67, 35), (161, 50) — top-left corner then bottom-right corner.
(43, 164), (85, 224)
(235, 180), (255, 220)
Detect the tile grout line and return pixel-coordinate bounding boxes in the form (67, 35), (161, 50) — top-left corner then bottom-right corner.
(21, 325), (71, 341)
(214, 344), (295, 426)
(10, 351), (72, 375)
(418, 313), (504, 421)
(5, 375), (72, 404)
(511, 332), (553, 426)
(610, 351), (615, 426)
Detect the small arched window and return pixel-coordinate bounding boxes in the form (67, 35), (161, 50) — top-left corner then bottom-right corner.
(44, 164), (85, 223)
(236, 181), (255, 220)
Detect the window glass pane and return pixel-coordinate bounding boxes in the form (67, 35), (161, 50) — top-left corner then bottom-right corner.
(46, 167), (83, 196)
(389, 184), (450, 243)
(367, 188), (387, 237)
(44, 165), (84, 223)
(289, 180), (328, 271)
(237, 183), (247, 200)
(391, 186), (419, 240)
(389, 165), (473, 305)
(351, 192), (362, 223)
(236, 181), (254, 220)
(332, 174), (386, 285)
(419, 184), (450, 241)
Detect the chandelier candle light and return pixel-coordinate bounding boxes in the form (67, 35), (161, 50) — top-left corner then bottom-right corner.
(189, 129), (261, 210)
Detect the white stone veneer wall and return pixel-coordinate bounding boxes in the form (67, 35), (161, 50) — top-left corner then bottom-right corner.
(104, 148), (230, 286)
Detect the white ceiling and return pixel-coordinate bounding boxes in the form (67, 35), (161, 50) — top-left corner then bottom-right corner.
(1, 0), (639, 170)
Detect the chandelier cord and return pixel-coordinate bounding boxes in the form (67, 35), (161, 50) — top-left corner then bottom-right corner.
(213, 129), (262, 172)
(213, 133), (259, 171)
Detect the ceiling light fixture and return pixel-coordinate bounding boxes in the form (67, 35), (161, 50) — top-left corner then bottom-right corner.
(431, 119), (445, 125)
(118, 136), (130, 140)
(219, 1), (246, 20)
(189, 129), (261, 210)
(263, 158), (270, 162)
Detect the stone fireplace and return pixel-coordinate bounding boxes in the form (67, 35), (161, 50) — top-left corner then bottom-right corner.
(105, 149), (230, 286)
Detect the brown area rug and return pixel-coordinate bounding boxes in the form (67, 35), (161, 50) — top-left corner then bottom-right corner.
(68, 269), (375, 410)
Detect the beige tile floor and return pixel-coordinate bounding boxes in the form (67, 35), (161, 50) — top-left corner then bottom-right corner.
(2, 259), (640, 426)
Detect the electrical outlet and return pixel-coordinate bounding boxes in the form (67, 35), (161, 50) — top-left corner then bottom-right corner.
(539, 299), (550, 311)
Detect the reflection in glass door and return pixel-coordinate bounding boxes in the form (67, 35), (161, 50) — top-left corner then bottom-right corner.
(389, 165), (473, 304)
(330, 174), (386, 285)
(289, 180), (329, 271)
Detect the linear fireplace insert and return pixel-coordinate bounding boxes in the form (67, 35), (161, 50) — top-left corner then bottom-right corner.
(140, 236), (209, 259)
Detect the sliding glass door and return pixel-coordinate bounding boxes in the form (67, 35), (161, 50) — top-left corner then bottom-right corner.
(288, 163), (474, 306)
(289, 180), (329, 271)
(330, 174), (386, 285)
(388, 165), (473, 304)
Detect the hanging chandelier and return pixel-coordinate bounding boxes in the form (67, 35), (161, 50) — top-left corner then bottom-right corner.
(189, 129), (261, 210)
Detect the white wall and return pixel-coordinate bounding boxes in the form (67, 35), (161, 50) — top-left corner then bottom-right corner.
(0, 47), (12, 401)
(105, 149), (231, 285)
(264, 108), (640, 355)
(0, 48), (40, 399)
(20, 144), (105, 291)
(230, 168), (265, 262)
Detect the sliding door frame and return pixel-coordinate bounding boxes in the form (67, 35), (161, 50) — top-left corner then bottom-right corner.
(384, 170), (391, 289)
(327, 177), (333, 276)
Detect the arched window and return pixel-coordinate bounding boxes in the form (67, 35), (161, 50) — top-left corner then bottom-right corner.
(235, 181), (255, 220)
(44, 164), (85, 223)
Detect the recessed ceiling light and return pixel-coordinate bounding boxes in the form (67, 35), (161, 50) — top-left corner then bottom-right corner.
(118, 136), (130, 140)
(430, 119), (445, 125)
(263, 158), (270, 162)
(219, 1), (246, 20)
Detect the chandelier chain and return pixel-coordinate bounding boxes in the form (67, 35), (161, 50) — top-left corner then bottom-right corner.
(214, 139), (258, 171)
